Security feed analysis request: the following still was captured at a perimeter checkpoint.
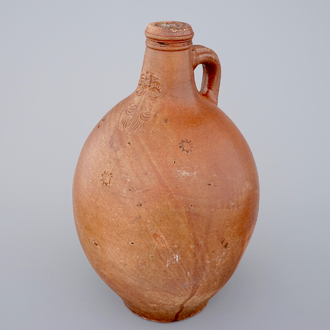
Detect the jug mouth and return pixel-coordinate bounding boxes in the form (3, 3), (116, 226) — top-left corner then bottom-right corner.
(145, 21), (194, 51)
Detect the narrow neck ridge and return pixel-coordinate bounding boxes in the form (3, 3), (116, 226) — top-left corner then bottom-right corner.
(145, 21), (194, 51)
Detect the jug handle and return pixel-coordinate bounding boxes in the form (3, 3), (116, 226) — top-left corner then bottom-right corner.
(192, 45), (221, 105)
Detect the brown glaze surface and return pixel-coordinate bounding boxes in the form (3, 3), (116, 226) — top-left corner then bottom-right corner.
(73, 21), (259, 323)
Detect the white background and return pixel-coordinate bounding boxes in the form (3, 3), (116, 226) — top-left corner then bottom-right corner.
(1, 0), (329, 329)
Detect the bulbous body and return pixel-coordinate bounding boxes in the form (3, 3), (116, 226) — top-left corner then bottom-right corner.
(73, 22), (259, 322)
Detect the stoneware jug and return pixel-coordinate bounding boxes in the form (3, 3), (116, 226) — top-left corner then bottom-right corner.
(73, 21), (259, 323)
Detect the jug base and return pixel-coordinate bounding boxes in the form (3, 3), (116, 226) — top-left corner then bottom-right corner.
(123, 299), (208, 323)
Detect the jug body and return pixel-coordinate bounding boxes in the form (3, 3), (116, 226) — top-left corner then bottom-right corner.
(73, 21), (259, 322)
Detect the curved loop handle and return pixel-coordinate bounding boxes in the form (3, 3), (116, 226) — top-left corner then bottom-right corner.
(192, 45), (221, 105)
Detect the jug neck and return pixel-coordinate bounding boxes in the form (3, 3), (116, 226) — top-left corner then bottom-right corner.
(138, 21), (197, 99)
(140, 48), (197, 97)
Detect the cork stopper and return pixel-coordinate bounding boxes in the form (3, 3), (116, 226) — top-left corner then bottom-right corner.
(145, 21), (194, 51)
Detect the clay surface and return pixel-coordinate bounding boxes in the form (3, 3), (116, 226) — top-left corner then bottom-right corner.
(73, 21), (259, 322)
